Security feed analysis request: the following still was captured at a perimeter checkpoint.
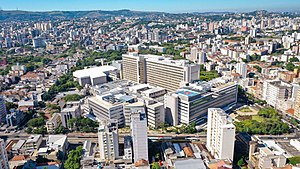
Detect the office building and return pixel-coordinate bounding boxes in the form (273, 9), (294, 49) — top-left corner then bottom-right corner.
(206, 108), (235, 161)
(32, 37), (46, 48)
(131, 111), (148, 162)
(145, 101), (164, 128)
(262, 80), (293, 107)
(6, 109), (25, 127)
(87, 93), (132, 126)
(98, 119), (119, 161)
(122, 53), (200, 92)
(124, 102), (145, 126)
(236, 62), (247, 78)
(165, 78), (238, 125)
(122, 52), (146, 84)
(60, 105), (81, 128)
(0, 139), (9, 169)
(0, 96), (7, 123)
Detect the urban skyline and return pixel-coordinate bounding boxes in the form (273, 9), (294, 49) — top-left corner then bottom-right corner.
(1, 1), (300, 169)
(1, 0), (300, 13)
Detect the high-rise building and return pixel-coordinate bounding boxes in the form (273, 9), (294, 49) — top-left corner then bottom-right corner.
(122, 53), (200, 92)
(98, 119), (119, 161)
(32, 37), (46, 48)
(131, 111), (148, 162)
(122, 52), (146, 84)
(87, 94), (128, 127)
(0, 139), (9, 169)
(206, 108), (235, 161)
(0, 96), (7, 123)
(295, 90), (300, 118)
(190, 47), (198, 63)
(262, 80), (293, 107)
(165, 78), (238, 125)
(236, 62), (247, 78)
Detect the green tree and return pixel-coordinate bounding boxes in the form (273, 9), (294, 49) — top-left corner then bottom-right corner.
(151, 162), (160, 169)
(64, 94), (83, 102)
(287, 156), (300, 165)
(290, 57), (299, 62)
(64, 146), (83, 169)
(253, 65), (262, 73)
(67, 118), (98, 133)
(27, 117), (45, 128)
(286, 62), (295, 71)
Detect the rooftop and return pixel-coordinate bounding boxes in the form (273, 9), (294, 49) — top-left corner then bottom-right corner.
(176, 89), (199, 97)
(73, 66), (117, 78)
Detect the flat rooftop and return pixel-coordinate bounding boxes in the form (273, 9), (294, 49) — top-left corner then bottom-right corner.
(176, 89), (199, 97)
(73, 66), (117, 78)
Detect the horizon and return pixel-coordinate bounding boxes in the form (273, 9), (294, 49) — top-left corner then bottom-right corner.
(1, 0), (300, 13)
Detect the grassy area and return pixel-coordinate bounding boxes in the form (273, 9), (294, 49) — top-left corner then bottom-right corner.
(252, 115), (264, 122)
(239, 107), (252, 113)
(235, 108), (290, 135)
(200, 70), (220, 81)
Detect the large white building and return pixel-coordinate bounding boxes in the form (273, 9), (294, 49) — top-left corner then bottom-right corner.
(0, 139), (9, 169)
(87, 93), (130, 127)
(131, 111), (148, 163)
(206, 108), (235, 161)
(236, 62), (247, 78)
(73, 66), (118, 86)
(262, 80), (292, 107)
(165, 78), (238, 125)
(98, 119), (119, 161)
(122, 53), (200, 92)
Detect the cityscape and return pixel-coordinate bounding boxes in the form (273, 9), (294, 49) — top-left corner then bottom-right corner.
(1, 1), (300, 169)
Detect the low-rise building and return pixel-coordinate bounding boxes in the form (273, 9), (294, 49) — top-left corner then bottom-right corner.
(46, 113), (62, 134)
(24, 135), (42, 154)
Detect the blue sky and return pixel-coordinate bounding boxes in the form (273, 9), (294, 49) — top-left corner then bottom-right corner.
(1, 0), (300, 13)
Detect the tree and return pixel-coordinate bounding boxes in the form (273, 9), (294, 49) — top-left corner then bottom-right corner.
(64, 146), (83, 169)
(286, 62), (295, 71)
(64, 94), (82, 102)
(6, 102), (17, 111)
(287, 156), (300, 165)
(55, 125), (68, 134)
(27, 117), (45, 128)
(67, 117), (98, 133)
(151, 162), (160, 169)
(253, 65), (262, 73)
(289, 57), (299, 62)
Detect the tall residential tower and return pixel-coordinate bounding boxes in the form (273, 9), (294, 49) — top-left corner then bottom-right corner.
(206, 108), (235, 161)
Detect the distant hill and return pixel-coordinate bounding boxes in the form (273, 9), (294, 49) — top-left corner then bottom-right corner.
(0, 9), (166, 21)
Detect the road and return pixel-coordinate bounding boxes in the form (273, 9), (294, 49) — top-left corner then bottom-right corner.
(0, 132), (207, 144)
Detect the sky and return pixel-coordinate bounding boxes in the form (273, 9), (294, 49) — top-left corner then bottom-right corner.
(1, 0), (300, 13)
